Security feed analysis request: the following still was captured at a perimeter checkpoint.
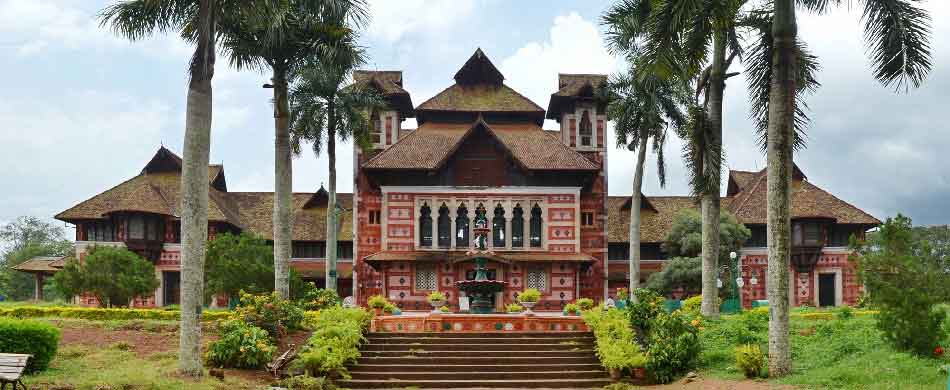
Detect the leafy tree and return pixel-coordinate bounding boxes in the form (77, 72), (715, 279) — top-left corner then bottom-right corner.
(602, 64), (689, 303)
(98, 0), (279, 376)
(765, 0), (932, 375)
(204, 232), (275, 299)
(646, 210), (750, 295)
(217, 0), (369, 299)
(52, 246), (159, 308)
(854, 215), (948, 357)
(0, 217), (73, 300)
(290, 43), (385, 291)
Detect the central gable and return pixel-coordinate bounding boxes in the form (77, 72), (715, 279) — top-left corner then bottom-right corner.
(445, 123), (525, 186)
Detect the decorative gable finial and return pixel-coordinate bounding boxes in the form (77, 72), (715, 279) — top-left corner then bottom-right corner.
(454, 48), (504, 86)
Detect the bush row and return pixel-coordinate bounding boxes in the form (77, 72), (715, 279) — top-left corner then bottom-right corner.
(582, 308), (646, 374)
(0, 318), (60, 373)
(0, 306), (232, 322)
(295, 307), (372, 379)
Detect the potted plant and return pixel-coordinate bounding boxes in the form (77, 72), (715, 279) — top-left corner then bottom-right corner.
(367, 295), (388, 316)
(563, 303), (580, 316)
(383, 302), (400, 316)
(575, 297), (595, 312)
(506, 303), (524, 314)
(615, 288), (629, 309)
(517, 288), (541, 314)
(427, 291), (447, 313)
(439, 305), (451, 313)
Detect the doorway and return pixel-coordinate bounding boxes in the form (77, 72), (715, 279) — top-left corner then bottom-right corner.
(818, 273), (836, 307)
(163, 271), (180, 306)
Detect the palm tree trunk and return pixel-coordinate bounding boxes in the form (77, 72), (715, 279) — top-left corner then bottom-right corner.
(325, 100), (338, 293)
(179, 0), (215, 378)
(766, 0), (797, 377)
(701, 30), (726, 319)
(273, 67), (292, 299)
(628, 135), (649, 303)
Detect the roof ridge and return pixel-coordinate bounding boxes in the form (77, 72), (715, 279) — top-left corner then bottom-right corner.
(414, 83), (457, 111)
(731, 170), (767, 215)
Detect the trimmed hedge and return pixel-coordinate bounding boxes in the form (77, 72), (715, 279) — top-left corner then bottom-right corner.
(0, 318), (60, 372)
(0, 306), (232, 322)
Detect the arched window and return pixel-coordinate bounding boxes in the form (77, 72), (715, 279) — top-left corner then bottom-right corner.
(419, 203), (432, 247)
(511, 204), (524, 248)
(492, 204), (506, 248)
(437, 204), (451, 248)
(456, 205), (470, 248)
(530, 204), (543, 247)
(579, 110), (592, 146)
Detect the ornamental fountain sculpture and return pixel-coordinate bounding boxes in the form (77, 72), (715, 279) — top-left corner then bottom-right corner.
(454, 213), (507, 314)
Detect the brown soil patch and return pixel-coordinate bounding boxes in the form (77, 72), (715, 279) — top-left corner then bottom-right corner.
(59, 326), (179, 359)
(643, 377), (795, 389)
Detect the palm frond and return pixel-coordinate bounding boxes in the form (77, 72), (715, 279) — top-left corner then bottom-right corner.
(98, 0), (194, 41)
(861, 0), (932, 91)
(681, 105), (721, 198)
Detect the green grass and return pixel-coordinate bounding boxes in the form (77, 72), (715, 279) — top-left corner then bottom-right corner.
(699, 309), (947, 389)
(23, 344), (265, 390)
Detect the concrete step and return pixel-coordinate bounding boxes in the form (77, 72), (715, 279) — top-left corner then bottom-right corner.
(356, 356), (600, 365)
(366, 336), (594, 345)
(361, 349), (595, 358)
(349, 363), (605, 373)
(347, 370), (609, 381)
(367, 332), (592, 339)
(336, 378), (613, 389)
(362, 343), (592, 352)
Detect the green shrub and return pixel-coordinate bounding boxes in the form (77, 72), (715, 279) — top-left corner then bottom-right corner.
(280, 375), (336, 390)
(563, 303), (580, 315)
(517, 288), (541, 303)
(52, 247), (159, 307)
(382, 302), (398, 314)
(506, 303), (524, 313)
(645, 311), (701, 383)
(297, 284), (341, 311)
(0, 305), (230, 322)
(295, 307), (371, 378)
(836, 306), (855, 320)
(680, 295), (702, 313)
(582, 309), (646, 373)
(721, 307), (768, 346)
(628, 289), (664, 332)
(234, 292), (305, 339)
(427, 291), (446, 303)
(615, 288), (629, 301)
(0, 318), (60, 372)
(575, 297), (595, 311)
(735, 343), (765, 378)
(205, 319), (275, 368)
(366, 295), (388, 309)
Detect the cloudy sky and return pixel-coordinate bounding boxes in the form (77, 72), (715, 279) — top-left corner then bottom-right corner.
(1, 0), (948, 237)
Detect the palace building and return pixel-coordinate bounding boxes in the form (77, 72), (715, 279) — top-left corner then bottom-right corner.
(15, 49), (879, 311)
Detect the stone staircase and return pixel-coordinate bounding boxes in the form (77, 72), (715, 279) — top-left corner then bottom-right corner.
(338, 331), (612, 389)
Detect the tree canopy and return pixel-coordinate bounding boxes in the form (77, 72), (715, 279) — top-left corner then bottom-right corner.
(52, 246), (159, 307)
(204, 232), (275, 298)
(0, 217), (73, 300)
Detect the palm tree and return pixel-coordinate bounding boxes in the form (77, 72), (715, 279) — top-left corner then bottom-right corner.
(289, 44), (384, 292)
(98, 0), (276, 377)
(603, 69), (689, 302)
(764, 0), (932, 376)
(217, 0), (369, 299)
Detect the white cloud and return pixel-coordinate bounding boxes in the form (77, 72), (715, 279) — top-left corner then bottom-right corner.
(499, 12), (620, 126)
(366, 0), (476, 42)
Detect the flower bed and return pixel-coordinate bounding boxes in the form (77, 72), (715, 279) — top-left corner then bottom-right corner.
(0, 306), (231, 322)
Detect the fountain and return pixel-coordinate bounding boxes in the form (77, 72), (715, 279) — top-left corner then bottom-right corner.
(455, 213), (507, 314)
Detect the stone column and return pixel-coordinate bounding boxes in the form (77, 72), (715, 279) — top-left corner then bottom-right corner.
(34, 274), (44, 301)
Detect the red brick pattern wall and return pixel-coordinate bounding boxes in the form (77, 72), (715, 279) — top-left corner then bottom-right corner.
(740, 251), (862, 308)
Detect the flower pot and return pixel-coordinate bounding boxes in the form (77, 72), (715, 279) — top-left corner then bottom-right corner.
(616, 300), (628, 310)
(429, 300), (446, 313)
(609, 367), (622, 381)
(632, 367), (646, 379)
(373, 307), (383, 316)
(520, 301), (537, 315)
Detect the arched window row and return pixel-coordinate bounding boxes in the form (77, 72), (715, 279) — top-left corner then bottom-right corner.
(415, 200), (546, 250)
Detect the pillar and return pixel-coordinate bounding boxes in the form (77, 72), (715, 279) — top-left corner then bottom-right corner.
(34, 274), (44, 301)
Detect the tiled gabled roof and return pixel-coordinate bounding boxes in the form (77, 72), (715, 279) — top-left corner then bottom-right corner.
(13, 256), (67, 273)
(608, 196), (697, 243)
(229, 192), (353, 241)
(361, 120), (599, 171)
(546, 73), (607, 120)
(351, 70), (414, 117)
(415, 83), (544, 114)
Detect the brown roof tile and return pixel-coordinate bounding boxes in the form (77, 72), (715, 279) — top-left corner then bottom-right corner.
(608, 196), (697, 243)
(229, 192), (353, 241)
(362, 120), (598, 171)
(416, 83), (544, 114)
(13, 256), (66, 273)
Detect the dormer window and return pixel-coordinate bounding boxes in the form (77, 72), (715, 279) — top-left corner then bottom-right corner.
(579, 110), (592, 147)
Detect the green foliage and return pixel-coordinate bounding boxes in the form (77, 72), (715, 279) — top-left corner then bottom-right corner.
(645, 311), (702, 384)
(644, 257), (701, 296)
(280, 375), (336, 390)
(297, 283), (341, 311)
(296, 307), (371, 379)
(582, 309), (646, 372)
(51, 246), (159, 307)
(427, 291), (446, 303)
(836, 306), (855, 320)
(204, 232), (275, 298)
(0, 305), (230, 321)
(0, 222), (73, 301)
(575, 297), (595, 311)
(734, 343), (765, 378)
(718, 308), (769, 346)
(628, 289), (664, 332)
(855, 214), (949, 356)
(506, 303), (524, 313)
(234, 292), (305, 339)
(366, 294), (388, 309)
(563, 303), (580, 315)
(204, 319), (275, 369)
(517, 288), (541, 303)
(616, 288), (629, 301)
(382, 302), (398, 314)
(0, 317), (60, 372)
(680, 295), (702, 314)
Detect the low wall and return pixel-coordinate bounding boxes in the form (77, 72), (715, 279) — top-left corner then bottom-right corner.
(371, 312), (589, 333)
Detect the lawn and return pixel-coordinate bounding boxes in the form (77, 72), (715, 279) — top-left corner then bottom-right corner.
(698, 308), (947, 389)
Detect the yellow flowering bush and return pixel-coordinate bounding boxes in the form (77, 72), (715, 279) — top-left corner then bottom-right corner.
(582, 308), (646, 374)
(205, 319), (275, 368)
(0, 305), (230, 322)
(296, 307), (372, 379)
